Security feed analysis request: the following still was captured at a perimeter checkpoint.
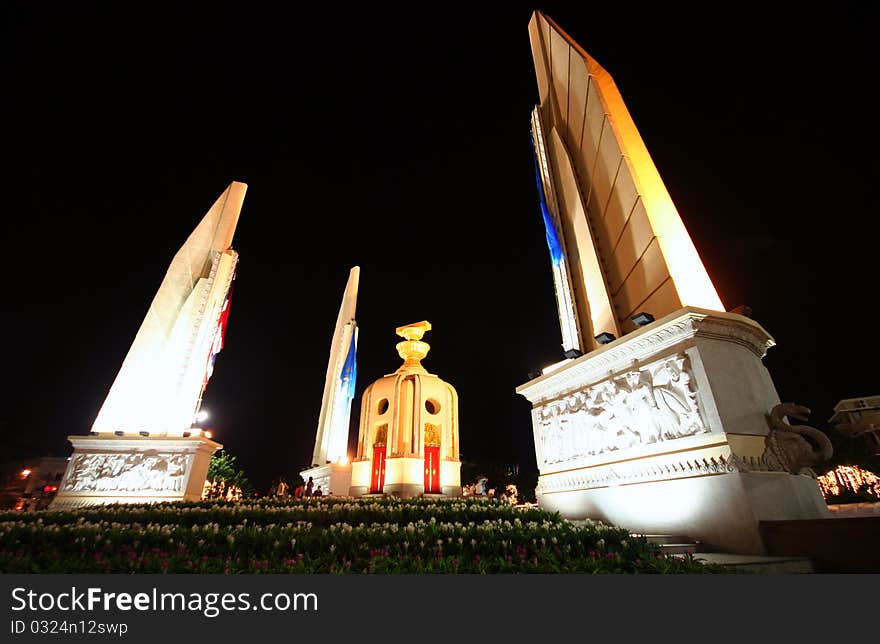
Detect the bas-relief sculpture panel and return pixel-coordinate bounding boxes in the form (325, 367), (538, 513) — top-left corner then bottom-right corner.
(536, 353), (707, 467)
(62, 453), (191, 493)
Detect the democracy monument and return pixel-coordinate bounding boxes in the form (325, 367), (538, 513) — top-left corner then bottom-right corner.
(47, 11), (837, 558)
(516, 11), (831, 554)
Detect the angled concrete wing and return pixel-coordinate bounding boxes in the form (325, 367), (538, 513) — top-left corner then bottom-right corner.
(91, 182), (246, 435)
(312, 266), (360, 466)
(530, 11), (724, 351)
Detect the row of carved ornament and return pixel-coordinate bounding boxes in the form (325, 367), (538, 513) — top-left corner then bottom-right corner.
(536, 448), (797, 493)
(724, 451), (787, 473)
(535, 353), (707, 464)
(538, 455), (738, 493)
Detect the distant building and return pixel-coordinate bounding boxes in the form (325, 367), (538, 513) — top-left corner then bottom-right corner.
(829, 395), (880, 456)
(0, 457), (69, 511)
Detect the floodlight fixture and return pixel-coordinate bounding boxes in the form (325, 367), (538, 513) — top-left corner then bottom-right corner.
(631, 312), (655, 326)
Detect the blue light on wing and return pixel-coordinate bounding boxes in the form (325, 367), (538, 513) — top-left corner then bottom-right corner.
(532, 138), (565, 266)
(340, 330), (357, 401)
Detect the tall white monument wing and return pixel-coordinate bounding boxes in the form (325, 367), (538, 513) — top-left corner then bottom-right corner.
(91, 182), (246, 436)
(312, 266), (360, 466)
(529, 11), (724, 352)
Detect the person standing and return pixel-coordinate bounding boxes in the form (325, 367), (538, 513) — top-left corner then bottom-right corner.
(304, 476), (314, 497)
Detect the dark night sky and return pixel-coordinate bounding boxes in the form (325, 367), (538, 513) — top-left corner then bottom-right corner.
(4, 2), (876, 492)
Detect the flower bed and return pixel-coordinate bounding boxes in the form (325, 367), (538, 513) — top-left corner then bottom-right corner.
(0, 497), (732, 573)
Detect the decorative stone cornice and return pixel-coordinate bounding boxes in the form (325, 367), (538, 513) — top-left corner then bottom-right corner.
(67, 434), (222, 454)
(690, 315), (775, 360)
(517, 307), (775, 404)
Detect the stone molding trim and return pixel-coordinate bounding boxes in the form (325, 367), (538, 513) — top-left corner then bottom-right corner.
(518, 307), (775, 404)
(538, 452), (750, 494)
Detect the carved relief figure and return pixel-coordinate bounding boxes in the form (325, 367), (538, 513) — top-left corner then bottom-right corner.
(602, 378), (638, 451)
(651, 358), (704, 439)
(624, 370), (661, 444)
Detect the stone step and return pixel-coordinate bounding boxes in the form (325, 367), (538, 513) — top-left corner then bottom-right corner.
(657, 542), (701, 555)
(640, 534), (698, 546)
(692, 553), (815, 574)
(633, 533), (816, 572)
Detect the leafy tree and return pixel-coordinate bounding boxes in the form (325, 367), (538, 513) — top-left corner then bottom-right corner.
(205, 450), (253, 498)
(460, 460), (539, 502)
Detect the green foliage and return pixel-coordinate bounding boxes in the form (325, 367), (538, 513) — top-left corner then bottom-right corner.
(0, 497), (735, 574)
(206, 450), (253, 497)
(460, 460), (539, 501)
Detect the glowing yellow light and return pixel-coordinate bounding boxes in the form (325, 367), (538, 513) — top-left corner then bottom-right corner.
(20, 469), (31, 479)
(337, 455), (350, 466)
(203, 431), (213, 439)
(817, 465), (880, 499)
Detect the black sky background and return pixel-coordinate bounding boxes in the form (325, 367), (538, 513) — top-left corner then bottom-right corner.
(4, 2), (877, 492)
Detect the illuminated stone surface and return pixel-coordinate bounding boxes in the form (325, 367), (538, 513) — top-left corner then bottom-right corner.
(518, 308), (831, 554)
(92, 181), (246, 436)
(52, 183), (243, 507)
(529, 11), (724, 353)
(301, 267), (360, 496)
(51, 435), (220, 509)
(349, 322), (461, 498)
(310, 268), (360, 456)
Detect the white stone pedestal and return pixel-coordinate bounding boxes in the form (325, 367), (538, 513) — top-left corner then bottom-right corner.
(516, 307), (831, 554)
(301, 462), (352, 497)
(50, 434), (222, 509)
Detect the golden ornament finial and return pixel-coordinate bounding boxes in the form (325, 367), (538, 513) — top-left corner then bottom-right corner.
(396, 320), (432, 341)
(395, 321), (431, 372)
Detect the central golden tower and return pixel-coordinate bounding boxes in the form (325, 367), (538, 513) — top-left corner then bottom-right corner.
(349, 321), (461, 498)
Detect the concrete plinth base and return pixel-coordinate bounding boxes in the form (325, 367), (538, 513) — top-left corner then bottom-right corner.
(348, 455), (462, 499)
(300, 462), (352, 497)
(539, 467), (828, 554)
(50, 434), (222, 509)
(518, 307), (831, 555)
